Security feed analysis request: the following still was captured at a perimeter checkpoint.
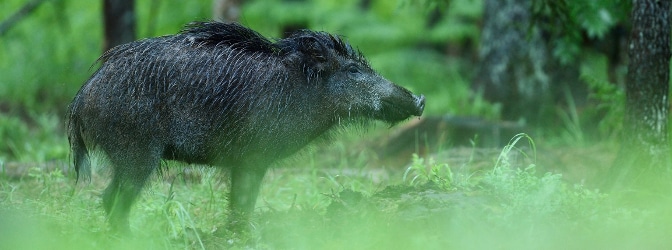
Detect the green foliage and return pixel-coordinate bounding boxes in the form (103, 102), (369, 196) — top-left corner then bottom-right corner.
(532, 0), (629, 64)
(0, 113), (68, 162)
(494, 133), (537, 168)
(403, 153), (454, 188)
(401, 133), (611, 235)
(484, 155), (606, 221)
(406, 133), (608, 223)
(1, 1), (100, 113)
(534, 0), (626, 39)
(578, 53), (626, 139)
(584, 76), (625, 139)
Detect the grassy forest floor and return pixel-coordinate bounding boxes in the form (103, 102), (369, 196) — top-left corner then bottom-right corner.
(1, 129), (671, 249)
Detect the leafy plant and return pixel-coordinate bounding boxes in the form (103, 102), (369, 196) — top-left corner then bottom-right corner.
(403, 153), (453, 188)
(483, 133), (606, 221)
(584, 75), (625, 139)
(0, 113), (68, 162)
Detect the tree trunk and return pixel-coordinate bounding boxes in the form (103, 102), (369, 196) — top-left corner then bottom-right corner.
(608, 0), (670, 190)
(103, 0), (136, 53)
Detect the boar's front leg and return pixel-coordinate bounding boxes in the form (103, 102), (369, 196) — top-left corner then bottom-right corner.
(228, 165), (268, 230)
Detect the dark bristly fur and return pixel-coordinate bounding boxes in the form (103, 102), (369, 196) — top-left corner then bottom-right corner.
(66, 21), (424, 232)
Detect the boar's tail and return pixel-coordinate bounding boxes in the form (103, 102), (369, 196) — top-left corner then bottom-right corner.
(66, 100), (91, 183)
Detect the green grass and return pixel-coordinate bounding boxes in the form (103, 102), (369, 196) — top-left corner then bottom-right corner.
(2, 133), (672, 249)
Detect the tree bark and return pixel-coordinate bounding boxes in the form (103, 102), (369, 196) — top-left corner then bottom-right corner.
(608, 0), (670, 190)
(103, 0), (136, 53)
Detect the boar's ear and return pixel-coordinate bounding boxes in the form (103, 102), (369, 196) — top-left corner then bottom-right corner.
(296, 35), (329, 63)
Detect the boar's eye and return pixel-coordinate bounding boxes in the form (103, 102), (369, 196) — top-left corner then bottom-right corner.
(347, 65), (362, 76)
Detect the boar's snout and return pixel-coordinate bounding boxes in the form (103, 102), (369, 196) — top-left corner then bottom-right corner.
(376, 84), (425, 123)
(414, 94), (426, 116)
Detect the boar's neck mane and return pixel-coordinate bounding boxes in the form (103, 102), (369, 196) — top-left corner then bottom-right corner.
(180, 21), (370, 71)
(180, 22), (280, 55)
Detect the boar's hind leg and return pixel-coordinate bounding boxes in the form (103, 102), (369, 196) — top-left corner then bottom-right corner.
(103, 149), (160, 233)
(228, 166), (268, 229)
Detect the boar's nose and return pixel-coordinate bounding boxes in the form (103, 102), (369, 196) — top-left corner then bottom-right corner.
(414, 94), (425, 116)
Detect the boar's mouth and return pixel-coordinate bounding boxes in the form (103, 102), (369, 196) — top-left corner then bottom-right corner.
(376, 94), (425, 123)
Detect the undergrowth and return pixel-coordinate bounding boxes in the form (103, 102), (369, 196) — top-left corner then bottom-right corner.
(1, 134), (669, 249)
(403, 133), (607, 222)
